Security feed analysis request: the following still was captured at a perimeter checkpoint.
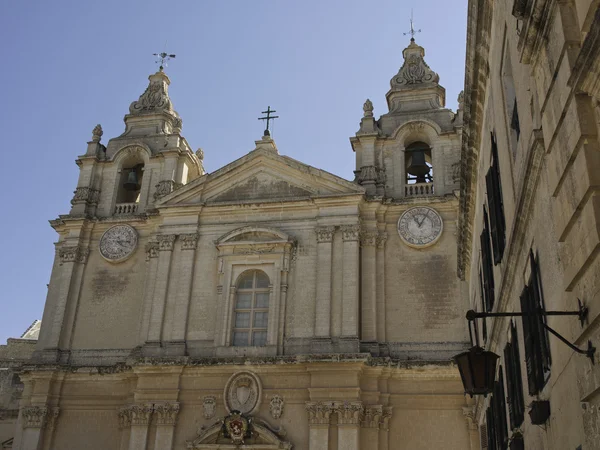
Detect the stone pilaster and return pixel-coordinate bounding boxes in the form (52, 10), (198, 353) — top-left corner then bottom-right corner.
(41, 407), (60, 450)
(118, 407), (132, 450)
(168, 233), (198, 352)
(462, 406), (480, 450)
(145, 234), (176, 350)
(334, 401), (363, 450)
(340, 225), (361, 346)
(314, 226), (335, 342)
(379, 407), (392, 450)
(139, 241), (159, 344)
(360, 230), (378, 345)
(20, 406), (48, 450)
(361, 405), (382, 450)
(154, 402), (180, 450)
(305, 402), (334, 450)
(376, 231), (388, 345)
(127, 404), (154, 450)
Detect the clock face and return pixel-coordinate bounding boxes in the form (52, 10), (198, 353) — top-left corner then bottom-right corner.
(99, 225), (138, 262)
(397, 206), (443, 248)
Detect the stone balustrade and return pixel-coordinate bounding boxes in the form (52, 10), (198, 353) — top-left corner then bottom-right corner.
(405, 182), (434, 197)
(114, 202), (138, 215)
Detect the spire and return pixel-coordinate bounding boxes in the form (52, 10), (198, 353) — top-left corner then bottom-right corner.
(385, 39), (445, 113)
(122, 70), (182, 137)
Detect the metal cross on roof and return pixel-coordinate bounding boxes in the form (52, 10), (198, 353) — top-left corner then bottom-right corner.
(153, 52), (176, 71)
(403, 10), (421, 41)
(258, 106), (279, 136)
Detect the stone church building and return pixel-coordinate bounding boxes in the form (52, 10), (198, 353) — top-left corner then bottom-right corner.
(7, 36), (477, 450)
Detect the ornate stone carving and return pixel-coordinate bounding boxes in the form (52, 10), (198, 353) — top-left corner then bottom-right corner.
(357, 165), (378, 184)
(360, 230), (378, 247)
(155, 402), (180, 426)
(392, 40), (439, 87)
(305, 402), (334, 425)
(362, 405), (382, 428)
(233, 245), (276, 255)
(180, 233), (199, 250)
(59, 246), (89, 264)
(71, 187), (100, 205)
(202, 396), (216, 420)
(376, 231), (388, 249)
(269, 395), (284, 419)
(157, 234), (177, 252)
(154, 180), (176, 200)
(45, 407), (60, 431)
(380, 406), (393, 431)
(118, 406), (132, 429)
(341, 224), (361, 241)
(145, 241), (159, 260)
(129, 71), (174, 116)
(333, 401), (364, 425)
(91, 124), (103, 143)
(196, 148), (204, 161)
(315, 226), (336, 243)
(457, 90), (465, 110)
(363, 98), (374, 118)
(22, 406), (47, 428)
(128, 403), (154, 426)
(224, 371), (262, 415)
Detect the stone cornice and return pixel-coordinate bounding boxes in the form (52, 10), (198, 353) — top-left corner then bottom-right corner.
(457, 0), (494, 280)
(568, 7), (600, 100)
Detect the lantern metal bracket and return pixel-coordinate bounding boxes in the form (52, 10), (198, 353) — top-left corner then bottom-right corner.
(465, 299), (595, 363)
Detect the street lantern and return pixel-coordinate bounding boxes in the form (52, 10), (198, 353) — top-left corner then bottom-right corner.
(453, 345), (499, 397)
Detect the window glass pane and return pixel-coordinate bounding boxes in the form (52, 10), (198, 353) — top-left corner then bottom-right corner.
(238, 272), (254, 289)
(235, 312), (250, 328)
(255, 271), (270, 288)
(252, 331), (267, 347)
(236, 293), (252, 309)
(255, 292), (269, 308)
(254, 312), (268, 328)
(233, 332), (248, 347)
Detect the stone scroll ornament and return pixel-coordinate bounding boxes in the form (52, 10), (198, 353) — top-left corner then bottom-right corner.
(392, 40), (440, 87)
(224, 371), (262, 415)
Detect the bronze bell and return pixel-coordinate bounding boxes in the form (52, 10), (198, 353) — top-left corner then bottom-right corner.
(406, 150), (431, 183)
(123, 169), (140, 191)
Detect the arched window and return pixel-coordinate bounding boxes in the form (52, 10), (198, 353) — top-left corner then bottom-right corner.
(405, 141), (433, 184)
(232, 270), (270, 347)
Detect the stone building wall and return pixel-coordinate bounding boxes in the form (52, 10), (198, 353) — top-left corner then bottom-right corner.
(459, 1), (600, 449)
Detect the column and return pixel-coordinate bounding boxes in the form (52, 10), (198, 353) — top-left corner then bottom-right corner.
(341, 225), (360, 344)
(361, 406), (382, 450)
(379, 407), (392, 450)
(168, 233), (198, 351)
(376, 232), (387, 344)
(138, 241), (160, 344)
(360, 230), (377, 344)
(146, 235), (176, 347)
(41, 408), (59, 450)
(20, 406), (47, 450)
(127, 404), (154, 450)
(314, 227), (335, 338)
(154, 402), (180, 450)
(305, 402), (333, 450)
(44, 245), (89, 356)
(334, 401), (363, 450)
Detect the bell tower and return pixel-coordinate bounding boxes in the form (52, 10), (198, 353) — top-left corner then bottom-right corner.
(350, 38), (463, 199)
(69, 68), (203, 219)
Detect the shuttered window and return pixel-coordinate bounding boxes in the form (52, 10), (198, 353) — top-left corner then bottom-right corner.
(486, 133), (506, 264)
(520, 251), (552, 395)
(480, 207), (495, 312)
(504, 322), (525, 428)
(486, 405), (497, 450)
(479, 270), (488, 342)
(493, 368), (509, 449)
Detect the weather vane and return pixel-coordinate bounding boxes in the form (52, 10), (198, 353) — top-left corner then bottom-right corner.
(153, 52), (176, 71)
(258, 106), (279, 136)
(403, 9), (421, 41)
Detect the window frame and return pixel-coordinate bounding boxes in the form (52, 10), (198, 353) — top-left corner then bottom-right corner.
(232, 270), (270, 347)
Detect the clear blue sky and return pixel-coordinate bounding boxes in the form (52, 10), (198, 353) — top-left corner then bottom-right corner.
(0, 0), (467, 343)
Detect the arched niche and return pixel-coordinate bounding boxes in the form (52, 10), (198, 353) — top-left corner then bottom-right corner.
(110, 145), (152, 215)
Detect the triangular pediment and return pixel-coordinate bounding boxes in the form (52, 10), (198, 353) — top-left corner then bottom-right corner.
(157, 147), (364, 207)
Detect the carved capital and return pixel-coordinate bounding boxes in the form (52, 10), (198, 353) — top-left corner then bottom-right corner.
(118, 406), (132, 429)
(59, 246), (89, 264)
(362, 405), (382, 428)
(305, 402), (334, 425)
(128, 403), (154, 426)
(71, 187), (100, 205)
(341, 225), (361, 242)
(462, 406), (477, 430)
(315, 226), (336, 243)
(157, 234), (177, 252)
(180, 233), (199, 250)
(155, 402), (180, 426)
(333, 401), (364, 425)
(376, 231), (388, 249)
(360, 230), (378, 247)
(22, 406), (48, 428)
(45, 407), (60, 431)
(145, 241), (159, 260)
(380, 406), (393, 431)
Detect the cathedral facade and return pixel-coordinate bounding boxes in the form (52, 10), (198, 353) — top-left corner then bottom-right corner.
(9, 38), (475, 450)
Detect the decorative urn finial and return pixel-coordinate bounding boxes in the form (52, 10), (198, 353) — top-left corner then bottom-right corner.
(91, 124), (103, 143)
(196, 148), (204, 161)
(363, 99), (374, 118)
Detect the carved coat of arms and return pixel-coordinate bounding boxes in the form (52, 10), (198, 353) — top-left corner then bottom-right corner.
(223, 411), (250, 445)
(202, 396), (216, 420)
(224, 371), (262, 415)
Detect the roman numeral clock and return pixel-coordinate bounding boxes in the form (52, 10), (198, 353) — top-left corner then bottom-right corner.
(397, 206), (443, 248)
